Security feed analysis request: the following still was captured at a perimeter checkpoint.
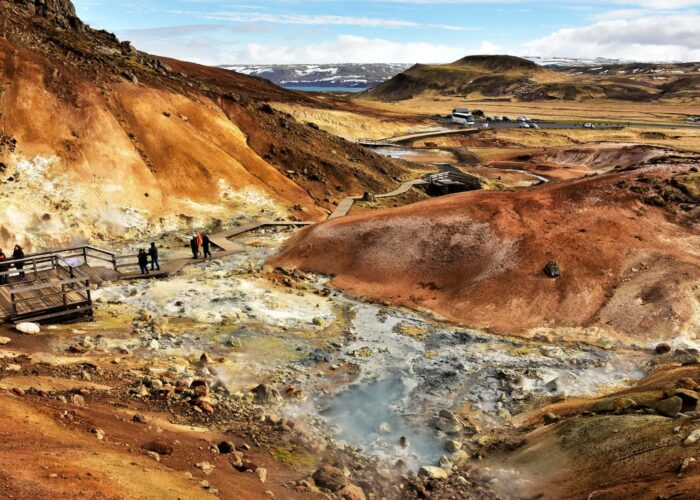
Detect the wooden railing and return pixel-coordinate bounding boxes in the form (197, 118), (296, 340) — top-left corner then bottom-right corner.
(0, 244), (164, 322)
(0, 245), (163, 283)
(356, 138), (395, 146)
(425, 170), (480, 185)
(6, 254), (92, 321)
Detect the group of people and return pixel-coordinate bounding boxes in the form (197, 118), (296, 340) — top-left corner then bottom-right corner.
(135, 232), (213, 275)
(190, 232), (212, 260)
(137, 242), (160, 275)
(0, 245), (26, 285)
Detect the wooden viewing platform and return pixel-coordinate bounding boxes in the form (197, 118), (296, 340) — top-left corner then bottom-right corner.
(0, 245), (179, 325)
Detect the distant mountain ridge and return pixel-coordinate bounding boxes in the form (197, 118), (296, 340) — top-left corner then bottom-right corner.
(219, 63), (411, 89)
(363, 54), (700, 102)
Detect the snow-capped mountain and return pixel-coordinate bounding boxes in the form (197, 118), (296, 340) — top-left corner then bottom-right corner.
(219, 63), (411, 90)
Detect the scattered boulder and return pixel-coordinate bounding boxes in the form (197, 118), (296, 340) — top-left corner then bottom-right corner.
(543, 261), (561, 278)
(132, 413), (147, 424)
(683, 429), (700, 446)
(445, 440), (462, 453)
(339, 484), (366, 500)
(614, 398), (637, 410)
(143, 440), (173, 456)
(543, 412), (559, 425)
(399, 436), (409, 449)
(418, 466), (449, 480)
(449, 450), (470, 468)
(312, 465), (347, 492)
(435, 410), (464, 434)
(255, 468), (267, 483)
(656, 396), (683, 417)
(655, 343), (672, 355)
(16, 323), (40, 335)
(252, 384), (281, 404)
(196, 461), (215, 475)
(0, 336), (11, 345)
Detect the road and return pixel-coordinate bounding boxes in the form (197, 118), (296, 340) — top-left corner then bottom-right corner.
(357, 119), (700, 147)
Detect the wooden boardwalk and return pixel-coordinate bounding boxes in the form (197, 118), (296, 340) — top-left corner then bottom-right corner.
(209, 221), (313, 251)
(329, 179), (428, 219)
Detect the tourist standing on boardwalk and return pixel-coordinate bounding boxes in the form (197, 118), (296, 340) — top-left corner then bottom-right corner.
(148, 242), (160, 271)
(138, 249), (149, 275)
(0, 250), (8, 284)
(12, 245), (25, 279)
(202, 233), (212, 259)
(190, 233), (199, 259)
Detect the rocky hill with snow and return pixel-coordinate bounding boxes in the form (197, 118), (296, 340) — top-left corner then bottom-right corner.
(220, 63), (411, 90)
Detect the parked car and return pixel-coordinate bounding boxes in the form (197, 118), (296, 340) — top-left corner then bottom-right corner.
(584, 122), (596, 129)
(519, 122), (530, 128)
(530, 123), (540, 129)
(502, 116), (511, 122)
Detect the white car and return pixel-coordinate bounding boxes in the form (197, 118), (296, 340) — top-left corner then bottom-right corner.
(584, 123), (596, 129)
(519, 122), (530, 128)
(530, 123), (540, 129)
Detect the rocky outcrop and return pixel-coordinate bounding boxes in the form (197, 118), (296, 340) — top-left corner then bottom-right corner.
(3, 0), (84, 30)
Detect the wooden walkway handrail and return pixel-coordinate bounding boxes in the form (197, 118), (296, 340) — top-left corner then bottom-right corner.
(8, 276), (89, 294)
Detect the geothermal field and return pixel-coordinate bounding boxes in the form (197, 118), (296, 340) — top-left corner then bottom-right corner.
(1, 1), (700, 499)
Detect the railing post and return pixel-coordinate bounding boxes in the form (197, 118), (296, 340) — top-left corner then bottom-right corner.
(83, 247), (87, 264)
(62, 283), (67, 306)
(11, 292), (16, 316)
(33, 259), (37, 281)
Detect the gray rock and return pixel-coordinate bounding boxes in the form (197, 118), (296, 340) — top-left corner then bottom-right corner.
(683, 429), (700, 446)
(543, 260), (561, 278)
(418, 466), (449, 479)
(656, 396), (683, 417)
(252, 384), (281, 404)
(445, 440), (462, 452)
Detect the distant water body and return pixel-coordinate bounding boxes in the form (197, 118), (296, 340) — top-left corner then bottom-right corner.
(282, 85), (367, 93)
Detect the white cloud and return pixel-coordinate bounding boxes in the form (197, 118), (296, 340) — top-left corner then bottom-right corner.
(141, 34), (499, 65)
(231, 35), (501, 64)
(522, 14), (700, 61)
(177, 10), (476, 31)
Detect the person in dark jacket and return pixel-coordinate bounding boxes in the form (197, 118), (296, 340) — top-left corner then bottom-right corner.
(138, 249), (149, 275)
(190, 233), (199, 259)
(12, 245), (25, 279)
(148, 242), (160, 271)
(202, 233), (212, 259)
(0, 250), (8, 285)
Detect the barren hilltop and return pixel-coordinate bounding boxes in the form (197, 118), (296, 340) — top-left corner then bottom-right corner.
(366, 54), (700, 102)
(0, 0), (409, 250)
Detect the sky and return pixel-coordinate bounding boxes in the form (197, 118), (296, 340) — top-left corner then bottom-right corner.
(72, 1), (700, 65)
